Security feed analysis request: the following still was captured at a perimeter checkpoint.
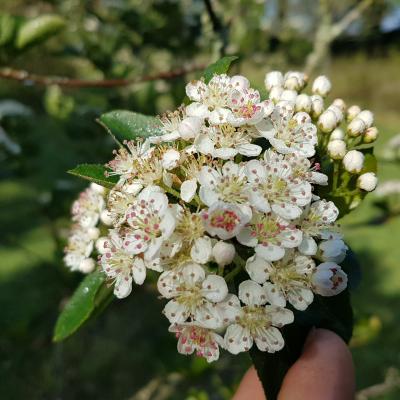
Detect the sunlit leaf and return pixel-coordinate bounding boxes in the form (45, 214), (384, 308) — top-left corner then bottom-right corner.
(203, 56), (238, 83)
(67, 164), (118, 188)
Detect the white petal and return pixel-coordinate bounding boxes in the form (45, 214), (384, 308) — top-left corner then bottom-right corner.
(245, 255), (270, 284)
(186, 80), (208, 101)
(238, 280), (267, 306)
(255, 243), (285, 262)
(213, 147), (238, 160)
(132, 258), (146, 285)
(164, 299), (188, 324)
(298, 236), (318, 255)
(235, 143), (262, 157)
(186, 102), (209, 119)
(182, 262), (206, 285)
(272, 202), (302, 220)
(264, 305), (294, 326)
(195, 134), (215, 155)
(114, 274), (133, 299)
(191, 236), (213, 264)
(264, 282), (286, 307)
(194, 302), (223, 329)
(217, 294), (242, 325)
(199, 187), (220, 207)
(286, 286), (314, 310)
(209, 108), (233, 125)
(157, 270), (181, 298)
(144, 236), (163, 260)
(249, 190), (271, 213)
(201, 274), (228, 302)
(254, 326), (284, 352)
(159, 210), (177, 238)
(180, 179), (197, 202)
(224, 324), (253, 354)
(236, 226), (258, 247)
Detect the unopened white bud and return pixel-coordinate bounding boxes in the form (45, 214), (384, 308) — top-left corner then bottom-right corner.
(332, 98), (346, 112)
(90, 183), (105, 194)
(95, 236), (109, 254)
(357, 110), (374, 128)
(328, 140), (347, 160)
(347, 105), (361, 121)
(318, 240), (348, 264)
(330, 128), (345, 141)
(178, 116), (202, 140)
(310, 95), (324, 118)
(265, 71), (284, 90)
(79, 258), (96, 274)
(295, 94), (312, 112)
(269, 86), (283, 102)
(327, 105), (343, 123)
(318, 110), (337, 133)
(364, 126), (379, 143)
(284, 76), (300, 91)
(100, 209), (113, 226)
(347, 117), (366, 137)
(87, 227), (100, 240)
(312, 75), (332, 97)
(343, 150), (364, 173)
(162, 148), (180, 170)
(280, 89), (297, 103)
(212, 241), (236, 267)
(285, 71), (307, 88)
(357, 172), (378, 191)
(293, 112), (311, 124)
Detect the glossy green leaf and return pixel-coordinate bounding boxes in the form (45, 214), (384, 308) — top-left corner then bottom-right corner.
(99, 110), (163, 142)
(67, 164), (118, 188)
(0, 14), (16, 46)
(15, 14), (66, 49)
(361, 153), (377, 174)
(53, 271), (109, 342)
(203, 56), (238, 83)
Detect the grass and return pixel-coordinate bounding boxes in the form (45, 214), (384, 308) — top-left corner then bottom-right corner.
(1, 53), (400, 399)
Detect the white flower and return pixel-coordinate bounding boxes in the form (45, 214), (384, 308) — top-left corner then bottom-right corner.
(357, 172), (378, 192)
(318, 239), (348, 263)
(123, 186), (176, 260)
(265, 71), (284, 90)
(161, 148), (180, 170)
(245, 159), (312, 220)
(312, 262), (348, 296)
(328, 139), (347, 160)
(157, 262), (228, 328)
(198, 161), (249, 206)
(256, 102), (317, 157)
(71, 185), (105, 228)
(237, 212), (302, 261)
(169, 322), (224, 362)
(64, 226), (94, 271)
(178, 116), (203, 140)
(212, 241), (236, 267)
(153, 107), (186, 143)
(364, 127), (379, 143)
(201, 201), (251, 240)
(222, 280), (294, 354)
(312, 75), (331, 97)
(246, 253), (315, 310)
(79, 258), (96, 274)
(343, 150), (364, 174)
(106, 187), (138, 226)
(100, 231), (160, 298)
(298, 200), (340, 256)
(194, 124), (262, 159)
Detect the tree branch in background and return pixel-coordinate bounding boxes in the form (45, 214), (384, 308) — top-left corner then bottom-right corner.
(203, 0), (229, 55)
(356, 368), (400, 400)
(305, 0), (374, 76)
(0, 63), (206, 89)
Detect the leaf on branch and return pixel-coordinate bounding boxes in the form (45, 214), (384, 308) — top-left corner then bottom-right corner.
(67, 164), (118, 188)
(0, 14), (17, 46)
(99, 110), (163, 142)
(53, 271), (113, 342)
(203, 55), (238, 83)
(15, 14), (66, 49)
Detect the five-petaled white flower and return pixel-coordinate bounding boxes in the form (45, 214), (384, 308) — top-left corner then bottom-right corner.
(158, 262), (228, 329)
(169, 322), (224, 362)
(245, 252), (315, 310)
(222, 280), (294, 354)
(245, 159), (312, 220)
(237, 211), (302, 261)
(257, 102), (317, 157)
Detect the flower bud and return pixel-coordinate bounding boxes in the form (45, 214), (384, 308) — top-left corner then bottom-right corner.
(347, 117), (366, 137)
(347, 105), (361, 121)
(357, 172), (378, 191)
(310, 95), (324, 118)
(265, 71), (284, 90)
(79, 258), (96, 274)
(212, 241), (236, 267)
(269, 86), (283, 103)
(318, 239), (348, 263)
(312, 75), (331, 97)
(357, 110), (374, 128)
(100, 209), (113, 226)
(312, 262), (348, 296)
(87, 227), (100, 240)
(162, 148), (180, 170)
(285, 71), (307, 89)
(327, 105), (343, 123)
(330, 128), (345, 141)
(364, 126), (379, 143)
(178, 116), (202, 140)
(280, 89), (297, 103)
(332, 98), (346, 112)
(318, 110), (337, 133)
(328, 140), (347, 160)
(284, 76), (300, 91)
(95, 236), (109, 254)
(343, 150), (364, 173)
(90, 182), (105, 194)
(293, 111), (311, 124)
(295, 94), (312, 112)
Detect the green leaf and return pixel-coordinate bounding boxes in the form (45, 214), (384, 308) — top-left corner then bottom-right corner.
(203, 56), (238, 83)
(68, 164), (118, 188)
(15, 14), (66, 49)
(361, 153), (377, 174)
(53, 271), (111, 342)
(99, 110), (163, 142)
(0, 14), (16, 46)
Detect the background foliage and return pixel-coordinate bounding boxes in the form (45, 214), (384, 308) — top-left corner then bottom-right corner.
(1, 0), (400, 399)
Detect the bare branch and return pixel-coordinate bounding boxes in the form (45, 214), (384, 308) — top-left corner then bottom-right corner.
(0, 63), (206, 89)
(356, 368), (400, 400)
(203, 0), (228, 55)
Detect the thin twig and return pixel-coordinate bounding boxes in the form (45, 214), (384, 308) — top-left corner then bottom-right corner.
(0, 63), (206, 89)
(203, 0), (228, 55)
(356, 368), (400, 400)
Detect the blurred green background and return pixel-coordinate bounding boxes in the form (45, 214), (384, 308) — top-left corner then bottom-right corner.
(1, 0), (400, 399)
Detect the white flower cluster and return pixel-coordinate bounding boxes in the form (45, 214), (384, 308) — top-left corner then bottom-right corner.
(64, 71), (378, 362)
